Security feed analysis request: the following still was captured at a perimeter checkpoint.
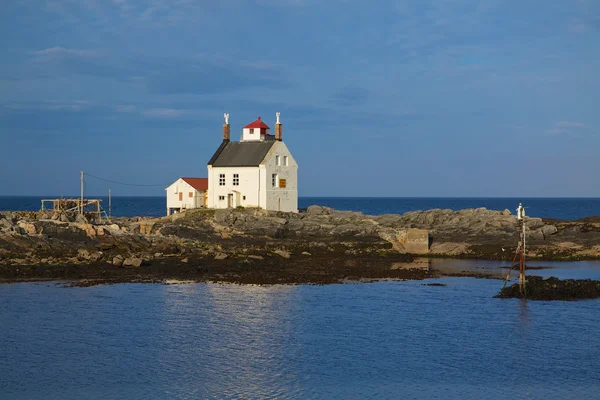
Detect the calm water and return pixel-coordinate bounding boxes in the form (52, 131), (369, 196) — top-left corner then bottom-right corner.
(1, 261), (600, 399)
(2, 196), (600, 220)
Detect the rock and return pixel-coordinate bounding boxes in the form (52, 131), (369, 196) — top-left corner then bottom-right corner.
(17, 222), (37, 235)
(305, 205), (333, 216)
(247, 255), (264, 260)
(0, 217), (13, 230)
(502, 209), (512, 216)
(154, 252), (163, 258)
(214, 253), (229, 260)
(123, 257), (144, 267)
(112, 255), (124, 267)
(541, 225), (558, 238)
(78, 249), (103, 261)
(181, 257), (189, 263)
(78, 249), (91, 259)
(530, 229), (545, 241)
(75, 214), (89, 224)
(301, 251), (312, 256)
(273, 250), (291, 259)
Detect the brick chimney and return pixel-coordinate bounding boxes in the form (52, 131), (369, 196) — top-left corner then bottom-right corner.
(275, 112), (282, 141)
(223, 113), (230, 141)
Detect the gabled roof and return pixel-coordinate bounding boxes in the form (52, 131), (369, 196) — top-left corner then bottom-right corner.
(181, 177), (208, 191)
(243, 116), (270, 129)
(207, 141), (275, 167)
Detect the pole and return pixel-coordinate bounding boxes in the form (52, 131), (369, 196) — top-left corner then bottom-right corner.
(517, 203), (526, 297)
(109, 189), (112, 217)
(80, 171), (84, 215)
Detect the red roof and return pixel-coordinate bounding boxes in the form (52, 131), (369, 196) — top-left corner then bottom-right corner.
(181, 177), (208, 191)
(243, 116), (270, 129)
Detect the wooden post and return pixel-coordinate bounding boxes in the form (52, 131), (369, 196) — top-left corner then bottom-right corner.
(80, 171), (84, 215)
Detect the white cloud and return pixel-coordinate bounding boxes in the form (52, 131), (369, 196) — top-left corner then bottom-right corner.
(29, 47), (98, 58)
(546, 121), (587, 136)
(115, 105), (136, 112)
(142, 108), (185, 118)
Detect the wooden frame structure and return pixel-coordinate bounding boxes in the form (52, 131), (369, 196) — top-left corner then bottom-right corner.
(40, 198), (108, 222)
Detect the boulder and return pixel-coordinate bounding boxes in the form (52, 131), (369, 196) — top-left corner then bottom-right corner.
(273, 249), (291, 259)
(75, 214), (89, 224)
(17, 222), (37, 235)
(214, 253), (228, 260)
(112, 255), (124, 267)
(123, 257), (144, 267)
(540, 225), (558, 239)
(305, 205), (333, 216)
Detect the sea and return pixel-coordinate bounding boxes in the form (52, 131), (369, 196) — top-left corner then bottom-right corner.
(2, 197), (600, 399)
(1, 196), (600, 220)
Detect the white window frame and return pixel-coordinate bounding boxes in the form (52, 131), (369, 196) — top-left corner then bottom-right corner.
(272, 173), (277, 187)
(219, 195), (225, 200)
(233, 173), (239, 186)
(275, 155), (280, 166)
(219, 174), (225, 186)
(283, 156), (288, 166)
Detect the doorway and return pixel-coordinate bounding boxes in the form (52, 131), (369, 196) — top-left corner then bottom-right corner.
(227, 193), (233, 208)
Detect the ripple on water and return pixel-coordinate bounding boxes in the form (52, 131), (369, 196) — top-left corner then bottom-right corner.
(1, 268), (600, 399)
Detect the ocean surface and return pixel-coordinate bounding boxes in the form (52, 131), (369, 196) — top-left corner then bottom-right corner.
(1, 259), (600, 399)
(2, 196), (600, 220)
(2, 197), (600, 399)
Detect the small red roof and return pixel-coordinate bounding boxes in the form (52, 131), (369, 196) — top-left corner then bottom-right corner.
(243, 116), (270, 129)
(181, 177), (208, 191)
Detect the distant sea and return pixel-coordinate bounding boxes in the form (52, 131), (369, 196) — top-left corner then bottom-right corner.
(1, 196), (600, 220)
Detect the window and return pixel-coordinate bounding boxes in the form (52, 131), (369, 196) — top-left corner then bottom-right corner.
(250, 128), (254, 134)
(189, 192), (193, 198)
(219, 195), (225, 200)
(179, 192), (183, 201)
(219, 174), (225, 186)
(233, 173), (239, 186)
(272, 174), (278, 187)
(275, 155), (280, 166)
(279, 179), (287, 188)
(283, 156), (288, 166)
(243, 195), (246, 200)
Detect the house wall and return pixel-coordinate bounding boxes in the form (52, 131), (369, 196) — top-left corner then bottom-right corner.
(263, 141), (298, 213)
(242, 127), (270, 141)
(165, 179), (205, 214)
(207, 166), (261, 209)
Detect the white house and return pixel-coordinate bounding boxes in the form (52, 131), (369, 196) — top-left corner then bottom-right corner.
(207, 113), (298, 212)
(165, 177), (208, 216)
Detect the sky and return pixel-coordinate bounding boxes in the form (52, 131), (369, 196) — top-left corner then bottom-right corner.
(1, 0), (599, 197)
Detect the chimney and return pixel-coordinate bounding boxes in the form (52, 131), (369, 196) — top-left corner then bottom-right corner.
(275, 112), (282, 141)
(223, 113), (230, 141)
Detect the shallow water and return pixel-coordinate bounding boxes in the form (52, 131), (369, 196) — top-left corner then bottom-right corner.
(1, 261), (600, 399)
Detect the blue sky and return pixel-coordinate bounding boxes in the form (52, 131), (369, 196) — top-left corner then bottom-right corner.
(1, 0), (599, 197)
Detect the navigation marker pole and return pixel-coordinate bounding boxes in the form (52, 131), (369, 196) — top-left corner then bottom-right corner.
(109, 189), (112, 218)
(517, 203), (526, 297)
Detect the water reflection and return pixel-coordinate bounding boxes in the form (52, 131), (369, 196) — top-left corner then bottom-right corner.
(155, 284), (302, 399)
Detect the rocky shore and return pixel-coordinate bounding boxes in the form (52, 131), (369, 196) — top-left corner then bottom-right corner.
(1, 206), (599, 286)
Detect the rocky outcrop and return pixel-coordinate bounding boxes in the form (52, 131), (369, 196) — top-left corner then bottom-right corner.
(496, 276), (600, 301)
(1, 206), (600, 285)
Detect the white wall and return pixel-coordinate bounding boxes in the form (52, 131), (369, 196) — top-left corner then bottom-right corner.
(263, 141), (298, 213)
(242, 127), (270, 142)
(207, 166), (261, 209)
(165, 178), (205, 214)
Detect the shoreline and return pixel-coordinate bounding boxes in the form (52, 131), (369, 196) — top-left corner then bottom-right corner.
(2, 205), (600, 287)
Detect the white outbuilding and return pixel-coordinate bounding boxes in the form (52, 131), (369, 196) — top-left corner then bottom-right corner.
(165, 177), (208, 216)
(207, 113), (298, 212)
